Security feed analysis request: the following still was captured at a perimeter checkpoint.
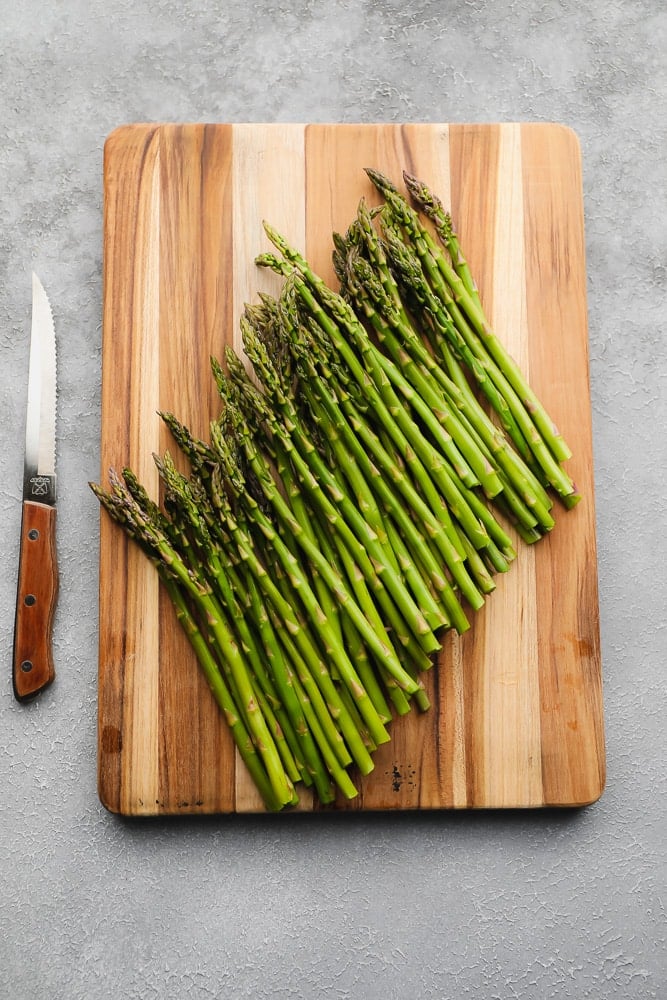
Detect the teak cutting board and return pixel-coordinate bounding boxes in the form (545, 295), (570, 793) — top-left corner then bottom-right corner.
(98, 123), (604, 815)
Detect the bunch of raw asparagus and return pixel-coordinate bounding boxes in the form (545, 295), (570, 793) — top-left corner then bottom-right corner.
(91, 169), (578, 811)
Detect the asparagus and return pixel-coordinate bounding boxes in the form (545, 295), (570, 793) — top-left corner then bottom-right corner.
(260, 407), (400, 722)
(247, 292), (449, 632)
(238, 558), (356, 801)
(299, 380), (448, 633)
(152, 421), (375, 788)
(376, 220), (556, 534)
(402, 169), (573, 461)
(345, 249), (502, 502)
(254, 255), (485, 616)
(288, 330), (473, 632)
(91, 471), (297, 811)
(207, 457), (380, 776)
(232, 327), (442, 656)
(209, 416), (400, 748)
(365, 168), (578, 502)
(164, 579), (290, 811)
(155, 452), (320, 790)
(347, 202), (504, 500)
(218, 354), (434, 672)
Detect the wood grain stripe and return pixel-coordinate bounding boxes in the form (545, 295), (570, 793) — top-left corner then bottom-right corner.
(231, 124), (306, 356)
(155, 125), (237, 814)
(116, 127), (161, 816)
(482, 123), (542, 807)
(448, 123), (502, 808)
(521, 124), (605, 806)
(305, 124), (457, 811)
(99, 125), (159, 812)
(193, 124), (237, 812)
(231, 123), (308, 811)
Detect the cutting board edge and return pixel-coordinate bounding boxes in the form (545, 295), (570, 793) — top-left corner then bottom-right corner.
(102, 793), (606, 819)
(101, 121), (585, 145)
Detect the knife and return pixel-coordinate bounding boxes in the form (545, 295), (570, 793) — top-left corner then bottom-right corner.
(13, 273), (59, 701)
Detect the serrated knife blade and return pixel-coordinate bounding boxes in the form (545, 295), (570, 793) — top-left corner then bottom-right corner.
(13, 273), (59, 701)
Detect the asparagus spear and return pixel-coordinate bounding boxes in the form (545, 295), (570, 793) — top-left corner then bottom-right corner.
(248, 290), (450, 629)
(155, 451), (324, 789)
(348, 202), (504, 501)
(210, 416), (400, 750)
(402, 169), (483, 312)
(164, 579), (290, 811)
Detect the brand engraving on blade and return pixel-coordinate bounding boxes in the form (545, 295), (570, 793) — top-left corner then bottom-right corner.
(24, 473), (56, 505)
(30, 476), (51, 497)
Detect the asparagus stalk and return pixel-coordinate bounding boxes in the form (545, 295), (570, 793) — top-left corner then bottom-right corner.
(345, 250), (502, 502)
(155, 452), (324, 789)
(366, 207), (559, 531)
(216, 358), (432, 680)
(378, 211), (579, 509)
(164, 579), (290, 811)
(98, 464), (360, 805)
(210, 417), (398, 749)
(153, 432), (360, 780)
(301, 387), (448, 633)
(254, 294), (449, 632)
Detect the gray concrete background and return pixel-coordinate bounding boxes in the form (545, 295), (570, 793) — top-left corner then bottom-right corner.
(1, 1), (665, 997)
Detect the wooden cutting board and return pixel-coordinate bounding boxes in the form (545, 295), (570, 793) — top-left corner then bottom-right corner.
(98, 122), (604, 815)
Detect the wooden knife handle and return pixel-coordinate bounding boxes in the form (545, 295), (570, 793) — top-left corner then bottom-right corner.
(13, 501), (58, 701)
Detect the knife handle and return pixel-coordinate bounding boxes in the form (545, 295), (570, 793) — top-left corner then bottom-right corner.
(13, 500), (58, 701)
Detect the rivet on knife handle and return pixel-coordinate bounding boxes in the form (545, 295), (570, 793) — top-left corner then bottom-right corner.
(13, 501), (58, 700)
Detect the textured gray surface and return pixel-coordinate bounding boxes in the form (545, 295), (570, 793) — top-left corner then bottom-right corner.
(0, 1), (665, 997)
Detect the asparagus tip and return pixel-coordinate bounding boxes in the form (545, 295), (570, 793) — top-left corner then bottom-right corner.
(364, 166), (398, 195)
